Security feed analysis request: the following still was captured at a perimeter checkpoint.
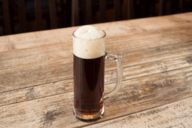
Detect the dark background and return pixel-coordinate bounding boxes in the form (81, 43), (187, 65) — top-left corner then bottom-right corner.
(0, 0), (192, 36)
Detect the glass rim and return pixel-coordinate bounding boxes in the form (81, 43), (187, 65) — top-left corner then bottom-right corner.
(72, 29), (106, 40)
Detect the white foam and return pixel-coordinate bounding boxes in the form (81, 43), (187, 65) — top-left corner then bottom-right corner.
(73, 25), (106, 59)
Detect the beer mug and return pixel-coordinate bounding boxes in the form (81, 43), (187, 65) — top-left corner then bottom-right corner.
(73, 26), (123, 121)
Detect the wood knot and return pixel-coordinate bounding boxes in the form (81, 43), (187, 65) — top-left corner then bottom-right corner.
(186, 56), (192, 64)
(43, 110), (62, 127)
(45, 110), (61, 122)
(150, 79), (174, 88)
(25, 88), (36, 100)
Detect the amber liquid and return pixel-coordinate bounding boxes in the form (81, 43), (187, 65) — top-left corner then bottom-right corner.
(73, 55), (104, 120)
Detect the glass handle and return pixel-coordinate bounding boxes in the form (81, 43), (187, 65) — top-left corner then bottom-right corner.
(104, 53), (123, 99)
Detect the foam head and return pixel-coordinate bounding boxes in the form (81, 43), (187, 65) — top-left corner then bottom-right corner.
(73, 25), (106, 59)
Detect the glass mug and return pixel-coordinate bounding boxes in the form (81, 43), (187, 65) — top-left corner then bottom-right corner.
(73, 26), (123, 121)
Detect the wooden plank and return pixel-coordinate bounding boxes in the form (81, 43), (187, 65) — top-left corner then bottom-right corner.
(85, 96), (192, 128)
(49, 0), (57, 28)
(1, 21), (191, 62)
(71, 0), (79, 26)
(2, 0), (12, 34)
(0, 27), (191, 92)
(0, 20), (191, 94)
(165, 0), (172, 14)
(178, 0), (184, 11)
(122, 0), (134, 19)
(99, 0), (106, 22)
(1, 24), (191, 60)
(2, 31), (192, 72)
(0, 14), (191, 98)
(158, 0), (164, 15)
(114, 0), (121, 20)
(0, 58), (72, 93)
(1, 23), (192, 69)
(0, 13), (192, 127)
(0, 51), (192, 107)
(0, 65), (192, 127)
(17, 0), (27, 32)
(0, 79), (73, 107)
(0, 29), (191, 104)
(0, 12), (190, 51)
(34, 0), (43, 30)
(85, 0), (92, 24)
(0, 36), (14, 52)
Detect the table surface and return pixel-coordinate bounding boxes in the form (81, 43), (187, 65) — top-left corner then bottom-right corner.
(0, 12), (192, 128)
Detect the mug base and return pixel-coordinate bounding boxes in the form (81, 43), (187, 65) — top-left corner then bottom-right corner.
(73, 106), (104, 121)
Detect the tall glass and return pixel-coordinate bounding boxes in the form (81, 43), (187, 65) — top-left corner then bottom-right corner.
(73, 29), (123, 121)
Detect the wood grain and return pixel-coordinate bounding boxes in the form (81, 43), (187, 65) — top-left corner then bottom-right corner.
(86, 96), (192, 128)
(0, 13), (191, 51)
(0, 47), (191, 107)
(0, 13), (192, 128)
(0, 65), (192, 128)
(0, 22), (191, 93)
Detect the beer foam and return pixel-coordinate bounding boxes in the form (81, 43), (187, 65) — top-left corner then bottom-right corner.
(73, 25), (105, 59)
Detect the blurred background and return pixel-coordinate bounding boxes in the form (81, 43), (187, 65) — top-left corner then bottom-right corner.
(0, 0), (192, 36)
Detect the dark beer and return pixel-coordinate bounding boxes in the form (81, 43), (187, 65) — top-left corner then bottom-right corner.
(73, 55), (105, 119)
(72, 25), (123, 121)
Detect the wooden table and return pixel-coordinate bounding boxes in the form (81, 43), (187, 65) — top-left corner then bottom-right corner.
(0, 13), (192, 128)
